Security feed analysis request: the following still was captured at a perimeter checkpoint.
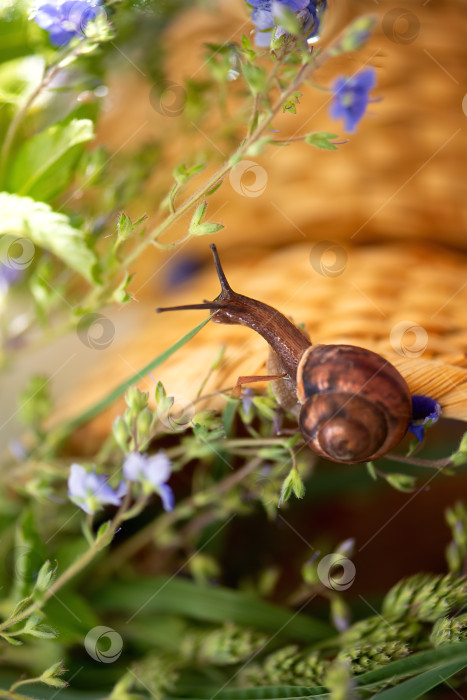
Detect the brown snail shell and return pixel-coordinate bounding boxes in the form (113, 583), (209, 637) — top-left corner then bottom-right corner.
(297, 345), (412, 463)
(158, 246), (415, 464)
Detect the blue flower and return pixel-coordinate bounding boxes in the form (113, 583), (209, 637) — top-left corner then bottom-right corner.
(409, 395), (442, 442)
(329, 68), (377, 133)
(32, 0), (102, 46)
(68, 464), (127, 514)
(248, 0), (326, 48)
(123, 451), (175, 512)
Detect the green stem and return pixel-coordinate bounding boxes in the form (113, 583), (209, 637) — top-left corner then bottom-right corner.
(48, 315), (212, 438)
(79, 41), (332, 313)
(0, 690), (31, 700)
(10, 677), (45, 693)
(98, 456), (263, 581)
(385, 453), (453, 469)
(0, 488), (135, 634)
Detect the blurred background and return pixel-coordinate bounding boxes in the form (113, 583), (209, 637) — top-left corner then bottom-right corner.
(1, 0), (467, 695)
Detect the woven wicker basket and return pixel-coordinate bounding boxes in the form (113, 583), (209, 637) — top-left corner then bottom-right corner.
(65, 0), (467, 444)
(59, 243), (467, 449)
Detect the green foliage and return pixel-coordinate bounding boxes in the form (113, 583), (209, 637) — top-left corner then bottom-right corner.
(0, 2), (466, 699)
(0, 193), (99, 283)
(382, 573), (467, 622)
(6, 118), (94, 201)
(305, 132), (339, 150)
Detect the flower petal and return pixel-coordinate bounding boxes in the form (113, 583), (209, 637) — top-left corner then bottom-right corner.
(329, 68), (377, 133)
(144, 451), (173, 487)
(68, 463), (88, 499)
(158, 483), (175, 512)
(123, 452), (147, 481)
(409, 395), (442, 442)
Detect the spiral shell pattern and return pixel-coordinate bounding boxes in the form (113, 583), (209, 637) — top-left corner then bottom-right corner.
(297, 345), (412, 463)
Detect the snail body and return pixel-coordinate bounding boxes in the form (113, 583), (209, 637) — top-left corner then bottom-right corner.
(157, 244), (413, 464)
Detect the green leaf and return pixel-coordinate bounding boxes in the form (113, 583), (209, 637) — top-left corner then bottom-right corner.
(206, 180), (224, 196)
(240, 34), (256, 61)
(112, 271), (134, 304)
(385, 473), (417, 492)
(7, 118), (94, 201)
(173, 162), (205, 185)
(174, 686), (328, 699)
(92, 577), (332, 642)
(13, 510), (47, 601)
(242, 63), (267, 96)
(222, 398), (237, 438)
(190, 201), (208, 227)
(0, 193), (99, 283)
(305, 132), (339, 151)
(190, 222), (224, 236)
(356, 642), (467, 689)
(0, 633), (23, 646)
(369, 659), (467, 700)
(450, 431), (467, 466)
(282, 91), (302, 114)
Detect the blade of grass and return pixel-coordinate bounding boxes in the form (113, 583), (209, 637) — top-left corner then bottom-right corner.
(171, 689), (328, 700)
(93, 576), (333, 642)
(59, 316), (212, 432)
(369, 658), (467, 700)
(356, 641), (467, 689)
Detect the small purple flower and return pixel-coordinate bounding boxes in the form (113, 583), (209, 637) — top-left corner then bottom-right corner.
(123, 451), (175, 512)
(68, 464), (127, 514)
(248, 0), (326, 48)
(32, 0), (101, 47)
(329, 68), (377, 133)
(409, 395), (442, 442)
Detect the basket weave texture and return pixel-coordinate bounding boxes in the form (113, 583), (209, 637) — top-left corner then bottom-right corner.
(66, 0), (467, 441)
(63, 244), (467, 441)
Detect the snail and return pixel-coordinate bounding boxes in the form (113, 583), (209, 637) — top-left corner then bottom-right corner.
(157, 244), (413, 464)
